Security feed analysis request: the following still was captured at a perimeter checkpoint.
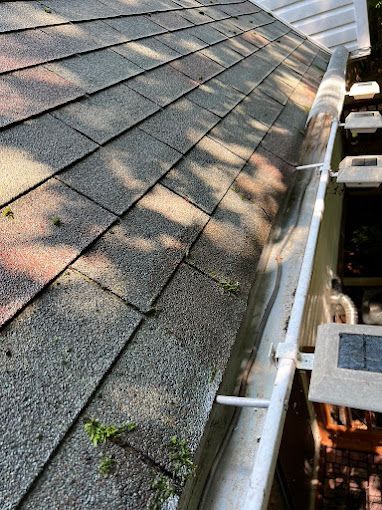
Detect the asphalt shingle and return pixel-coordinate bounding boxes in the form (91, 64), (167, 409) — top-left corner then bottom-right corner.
(208, 107), (268, 160)
(59, 128), (182, 214)
(0, 66), (84, 128)
(236, 87), (284, 126)
(185, 24), (227, 44)
(162, 135), (246, 213)
(53, 83), (159, 144)
(149, 11), (194, 30)
(103, 15), (166, 39)
(127, 64), (198, 106)
(187, 76), (245, 116)
(170, 51), (224, 82)
(73, 184), (209, 310)
(0, 268), (141, 510)
(112, 37), (181, 69)
(226, 35), (259, 56)
(200, 39), (244, 67)
(140, 97), (219, 153)
(0, 179), (116, 326)
(178, 7), (214, 25)
(155, 29), (207, 54)
(0, 1), (68, 32)
(45, 49), (142, 93)
(44, 0), (121, 21)
(0, 114), (97, 206)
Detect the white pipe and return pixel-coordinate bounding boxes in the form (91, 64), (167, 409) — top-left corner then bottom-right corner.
(216, 396), (270, 408)
(243, 119), (339, 510)
(295, 162), (325, 170)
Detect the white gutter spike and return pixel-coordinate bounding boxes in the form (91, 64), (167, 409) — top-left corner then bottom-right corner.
(243, 119), (339, 510)
(215, 396), (270, 408)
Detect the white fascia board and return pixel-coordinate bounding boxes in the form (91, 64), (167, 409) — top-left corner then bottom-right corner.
(354, 0), (371, 52)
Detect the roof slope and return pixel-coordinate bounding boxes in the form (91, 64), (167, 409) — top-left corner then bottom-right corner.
(0, 0), (329, 508)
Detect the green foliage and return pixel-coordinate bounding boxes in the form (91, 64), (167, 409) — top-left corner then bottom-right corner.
(168, 436), (195, 486)
(98, 456), (115, 476)
(149, 475), (176, 510)
(51, 216), (62, 226)
(84, 418), (136, 447)
(368, 0), (382, 8)
(2, 206), (14, 219)
(219, 279), (240, 294)
(351, 225), (382, 246)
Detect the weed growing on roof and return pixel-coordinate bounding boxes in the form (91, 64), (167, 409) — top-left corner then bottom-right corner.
(98, 456), (115, 476)
(51, 216), (62, 226)
(169, 435), (195, 485)
(219, 279), (240, 294)
(149, 474), (176, 510)
(41, 4), (52, 12)
(1, 206), (14, 219)
(84, 418), (136, 447)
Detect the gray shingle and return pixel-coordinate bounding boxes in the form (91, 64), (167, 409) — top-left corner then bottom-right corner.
(53, 83), (159, 144)
(200, 39), (243, 67)
(127, 64), (198, 107)
(261, 120), (305, 165)
(155, 29), (207, 54)
(208, 107), (268, 160)
(162, 135), (246, 213)
(198, 5), (230, 20)
(45, 49), (142, 93)
(236, 87), (284, 127)
(112, 37), (181, 69)
(156, 263), (247, 359)
(178, 7), (214, 24)
(187, 76), (245, 116)
(0, 28), (67, 74)
(189, 187), (270, 296)
(0, 66), (84, 128)
(257, 64), (299, 105)
(185, 24), (227, 44)
(241, 29), (269, 48)
(59, 128), (182, 214)
(44, 0), (121, 21)
(97, 0), (154, 14)
(148, 11), (194, 30)
(0, 114), (97, 206)
(226, 34), (259, 56)
(276, 99), (308, 130)
(40, 23), (104, 55)
(0, 268), (141, 510)
(103, 15), (166, 40)
(0, 1), (68, 32)
(20, 428), (158, 510)
(0, 179), (116, 327)
(220, 1), (259, 15)
(73, 184), (208, 310)
(212, 19), (242, 36)
(170, 51), (224, 83)
(140, 97), (219, 153)
(229, 12), (270, 31)
(73, 19), (129, 46)
(217, 52), (274, 94)
(173, 0), (202, 7)
(256, 19), (290, 41)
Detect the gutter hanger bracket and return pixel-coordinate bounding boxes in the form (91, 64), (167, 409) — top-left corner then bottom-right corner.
(276, 343), (314, 370)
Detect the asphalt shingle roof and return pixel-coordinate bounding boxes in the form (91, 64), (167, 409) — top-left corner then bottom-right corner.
(0, 0), (330, 507)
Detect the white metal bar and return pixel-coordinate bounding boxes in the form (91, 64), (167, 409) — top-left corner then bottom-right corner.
(295, 162), (325, 170)
(243, 119), (339, 510)
(216, 396), (270, 408)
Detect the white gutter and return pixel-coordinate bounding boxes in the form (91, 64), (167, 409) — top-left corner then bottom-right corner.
(243, 118), (339, 510)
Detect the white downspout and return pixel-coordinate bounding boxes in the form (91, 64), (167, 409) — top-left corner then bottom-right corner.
(243, 118), (339, 510)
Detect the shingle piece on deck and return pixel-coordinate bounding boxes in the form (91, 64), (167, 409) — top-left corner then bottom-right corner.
(189, 188), (270, 296)
(156, 263), (247, 360)
(187, 76), (245, 117)
(103, 15), (166, 40)
(127, 64), (199, 107)
(200, 40), (244, 68)
(155, 29), (206, 54)
(53, 83), (159, 144)
(43, 0), (121, 21)
(162, 135), (246, 213)
(208, 107), (268, 160)
(0, 268), (141, 510)
(0, 180), (116, 326)
(149, 11), (194, 30)
(0, 1), (68, 32)
(140, 97), (219, 153)
(45, 49), (142, 93)
(112, 37), (181, 70)
(73, 184), (208, 310)
(0, 66), (84, 128)
(0, 113), (97, 206)
(170, 51), (224, 82)
(60, 128), (182, 214)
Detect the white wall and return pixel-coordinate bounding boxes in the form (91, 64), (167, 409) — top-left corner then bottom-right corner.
(255, 0), (370, 55)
